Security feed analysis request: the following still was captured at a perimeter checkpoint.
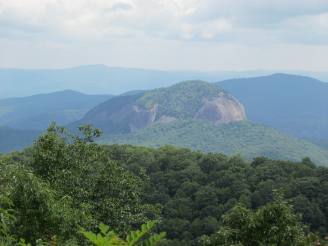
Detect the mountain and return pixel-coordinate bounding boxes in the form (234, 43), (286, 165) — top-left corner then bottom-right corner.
(218, 73), (328, 141)
(0, 127), (40, 153)
(0, 65), (272, 98)
(75, 80), (328, 165)
(75, 80), (247, 133)
(102, 120), (328, 166)
(0, 90), (111, 130)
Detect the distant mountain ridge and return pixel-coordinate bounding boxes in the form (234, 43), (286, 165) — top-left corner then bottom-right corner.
(0, 65), (275, 98)
(0, 90), (112, 130)
(1, 64), (328, 98)
(218, 73), (328, 141)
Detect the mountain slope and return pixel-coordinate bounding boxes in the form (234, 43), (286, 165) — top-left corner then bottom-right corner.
(75, 80), (246, 133)
(217, 73), (328, 141)
(0, 90), (112, 130)
(102, 120), (328, 166)
(0, 127), (40, 153)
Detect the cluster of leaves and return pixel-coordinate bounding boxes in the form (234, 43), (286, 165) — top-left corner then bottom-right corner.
(81, 221), (166, 246)
(0, 195), (16, 245)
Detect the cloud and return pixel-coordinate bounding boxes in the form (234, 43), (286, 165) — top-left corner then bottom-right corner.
(0, 0), (328, 44)
(0, 0), (327, 70)
(110, 2), (134, 12)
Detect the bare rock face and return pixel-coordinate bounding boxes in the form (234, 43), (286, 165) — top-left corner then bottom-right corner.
(125, 90), (246, 131)
(129, 104), (158, 132)
(195, 92), (246, 125)
(99, 91), (246, 132)
(157, 115), (177, 124)
(127, 106), (178, 131)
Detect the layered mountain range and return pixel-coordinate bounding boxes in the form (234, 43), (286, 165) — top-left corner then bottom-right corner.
(0, 73), (328, 165)
(218, 73), (328, 142)
(0, 90), (111, 130)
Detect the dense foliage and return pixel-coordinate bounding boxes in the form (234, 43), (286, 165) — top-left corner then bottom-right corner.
(208, 194), (316, 246)
(106, 145), (328, 245)
(0, 124), (155, 245)
(105, 120), (328, 165)
(0, 125), (328, 245)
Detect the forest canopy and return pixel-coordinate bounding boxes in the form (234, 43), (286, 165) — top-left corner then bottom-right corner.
(0, 124), (327, 245)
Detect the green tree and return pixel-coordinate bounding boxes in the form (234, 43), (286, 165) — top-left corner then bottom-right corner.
(212, 193), (315, 246)
(30, 123), (152, 236)
(0, 163), (86, 244)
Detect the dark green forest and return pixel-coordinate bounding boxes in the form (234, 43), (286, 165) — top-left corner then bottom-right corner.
(1, 124), (328, 245)
(104, 120), (328, 165)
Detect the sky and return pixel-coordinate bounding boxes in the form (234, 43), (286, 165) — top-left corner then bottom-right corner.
(0, 0), (328, 71)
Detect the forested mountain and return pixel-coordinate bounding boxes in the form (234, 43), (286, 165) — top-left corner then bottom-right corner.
(73, 80), (328, 164)
(104, 120), (328, 166)
(0, 90), (111, 130)
(0, 126), (327, 245)
(75, 80), (246, 133)
(218, 73), (328, 142)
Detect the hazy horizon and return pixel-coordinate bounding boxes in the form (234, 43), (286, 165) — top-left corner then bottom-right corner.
(0, 63), (328, 74)
(1, 65), (328, 99)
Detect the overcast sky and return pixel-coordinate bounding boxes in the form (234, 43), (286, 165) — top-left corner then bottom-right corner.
(0, 0), (328, 71)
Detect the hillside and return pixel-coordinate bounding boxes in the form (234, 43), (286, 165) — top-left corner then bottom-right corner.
(102, 120), (328, 166)
(75, 80), (246, 133)
(218, 73), (328, 141)
(0, 90), (111, 130)
(0, 127), (40, 153)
